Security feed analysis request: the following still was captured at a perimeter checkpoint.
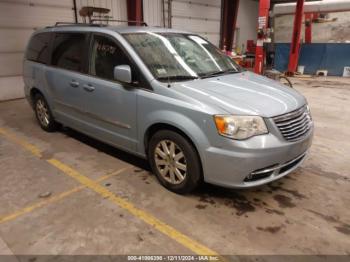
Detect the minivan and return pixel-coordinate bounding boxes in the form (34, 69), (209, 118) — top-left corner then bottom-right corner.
(23, 24), (313, 194)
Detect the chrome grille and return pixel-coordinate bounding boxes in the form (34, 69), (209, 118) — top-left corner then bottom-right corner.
(273, 106), (312, 141)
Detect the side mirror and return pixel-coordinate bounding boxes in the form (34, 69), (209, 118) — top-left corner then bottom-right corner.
(114, 65), (132, 84)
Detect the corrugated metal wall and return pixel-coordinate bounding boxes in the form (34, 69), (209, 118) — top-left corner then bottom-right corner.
(0, 0), (129, 101)
(143, 0), (222, 46)
(236, 0), (258, 50)
(143, 0), (166, 27)
(171, 0), (222, 46)
(0, 0), (75, 101)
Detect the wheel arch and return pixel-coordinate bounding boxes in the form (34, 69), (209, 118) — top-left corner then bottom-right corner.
(141, 115), (209, 174)
(144, 123), (197, 154)
(143, 121), (208, 180)
(29, 86), (55, 114)
(29, 87), (43, 105)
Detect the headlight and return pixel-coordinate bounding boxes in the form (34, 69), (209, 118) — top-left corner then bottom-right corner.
(214, 115), (268, 140)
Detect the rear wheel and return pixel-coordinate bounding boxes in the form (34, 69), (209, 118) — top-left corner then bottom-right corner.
(148, 130), (202, 194)
(34, 93), (59, 132)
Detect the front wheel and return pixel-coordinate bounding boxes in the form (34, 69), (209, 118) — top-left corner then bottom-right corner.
(148, 130), (202, 194)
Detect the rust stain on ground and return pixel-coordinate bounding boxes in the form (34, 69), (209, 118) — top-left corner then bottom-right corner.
(335, 225), (350, 235)
(307, 209), (339, 223)
(195, 204), (207, 210)
(268, 184), (307, 200)
(257, 225), (284, 234)
(265, 208), (285, 216)
(273, 194), (296, 208)
(306, 209), (350, 236)
(199, 195), (216, 205)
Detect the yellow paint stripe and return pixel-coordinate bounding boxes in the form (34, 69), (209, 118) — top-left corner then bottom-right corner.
(48, 158), (218, 256)
(0, 127), (42, 157)
(0, 127), (220, 257)
(0, 168), (129, 224)
(0, 185), (84, 224)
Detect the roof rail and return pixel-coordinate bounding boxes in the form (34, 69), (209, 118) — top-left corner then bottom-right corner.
(90, 19), (148, 26)
(48, 19), (148, 29)
(53, 22), (102, 27)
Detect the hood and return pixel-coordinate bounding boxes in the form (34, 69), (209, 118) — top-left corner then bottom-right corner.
(172, 71), (306, 117)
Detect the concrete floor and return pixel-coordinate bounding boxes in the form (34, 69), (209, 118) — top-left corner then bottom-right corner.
(0, 77), (349, 256)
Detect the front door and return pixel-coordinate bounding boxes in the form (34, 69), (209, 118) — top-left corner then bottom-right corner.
(80, 33), (138, 152)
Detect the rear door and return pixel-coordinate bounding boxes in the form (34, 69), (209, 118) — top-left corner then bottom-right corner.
(46, 32), (89, 129)
(79, 33), (138, 152)
(23, 32), (52, 102)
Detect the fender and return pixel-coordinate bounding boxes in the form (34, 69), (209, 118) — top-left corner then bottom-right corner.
(138, 110), (211, 162)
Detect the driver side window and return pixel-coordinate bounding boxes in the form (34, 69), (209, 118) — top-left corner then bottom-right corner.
(90, 35), (133, 81)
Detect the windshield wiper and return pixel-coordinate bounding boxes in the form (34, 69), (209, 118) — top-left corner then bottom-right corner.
(200, 69), (240, 79)
(156, 75), (199, 82)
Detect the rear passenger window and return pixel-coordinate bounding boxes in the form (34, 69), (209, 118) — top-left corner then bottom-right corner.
(26, 33), (51, 64)
(90, 35), (132, 81)
(52, 33), (86, 72)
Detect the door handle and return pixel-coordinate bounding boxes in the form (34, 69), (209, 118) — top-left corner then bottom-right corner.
(70, 80), (79, 88)
(83, 84), (95, 92)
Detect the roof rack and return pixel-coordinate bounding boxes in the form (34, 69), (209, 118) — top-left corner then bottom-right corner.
(91, 18), (148, 26)
(48, 19), (148, 29)
(53, 22), (102, 27)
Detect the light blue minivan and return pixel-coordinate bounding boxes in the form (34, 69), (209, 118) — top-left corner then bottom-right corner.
(23, 24), (313, 194)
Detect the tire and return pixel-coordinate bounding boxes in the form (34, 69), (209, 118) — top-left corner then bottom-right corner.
(33, 93), (59, 132)
(148, 130), (202, 194)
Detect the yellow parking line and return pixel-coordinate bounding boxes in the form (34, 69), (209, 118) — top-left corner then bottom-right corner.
(0, 185), (83, 224)
(0, 127), (41, 157)
(0, 168), (129, 224)
(48, 158), (218, 256)
(0, 127), (220, 256)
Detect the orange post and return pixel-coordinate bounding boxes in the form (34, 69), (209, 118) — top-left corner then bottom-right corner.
(305, 13), (313, 44)
(254, 0), (270, 74)
(287, 0), (305, 75)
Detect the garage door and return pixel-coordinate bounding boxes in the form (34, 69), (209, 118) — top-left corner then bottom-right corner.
(171, 0), (222, 46)
(143, 0), (166, 27)
(0, 0), (75, 101)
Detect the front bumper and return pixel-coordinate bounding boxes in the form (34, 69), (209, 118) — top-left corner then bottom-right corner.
(202, 121), (313, 188)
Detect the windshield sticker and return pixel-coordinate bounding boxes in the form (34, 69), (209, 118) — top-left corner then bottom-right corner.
(157, 68), (167, 75)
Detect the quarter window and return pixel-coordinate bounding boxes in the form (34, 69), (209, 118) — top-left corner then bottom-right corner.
(90, 35), (132, 81)
(52, 33), (86, 72)
(26, 33), (51, 64)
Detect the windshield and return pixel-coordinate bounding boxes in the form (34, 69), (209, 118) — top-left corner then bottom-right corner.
(123, 32), (241, 82)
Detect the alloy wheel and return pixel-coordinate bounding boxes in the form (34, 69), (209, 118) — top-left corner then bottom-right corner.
(154, 140), (187, 185)
(36, 99), (50, 127)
